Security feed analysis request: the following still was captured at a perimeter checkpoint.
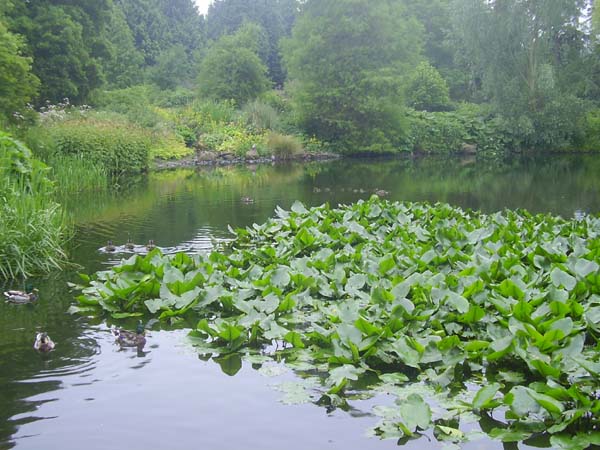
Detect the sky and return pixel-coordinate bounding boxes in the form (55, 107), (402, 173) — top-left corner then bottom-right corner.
(193, 0), (213, 15)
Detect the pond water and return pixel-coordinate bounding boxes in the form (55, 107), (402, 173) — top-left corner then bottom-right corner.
(1, 155), (600, 450)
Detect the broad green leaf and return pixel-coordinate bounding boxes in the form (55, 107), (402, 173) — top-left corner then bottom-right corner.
(551, 268), (576, 291)
(399, 394), (431, 431)
(472, 383), (501, 410)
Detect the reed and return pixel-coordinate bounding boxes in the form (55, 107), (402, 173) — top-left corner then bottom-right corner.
(46, 153), (110, 193)
(266, 132), (303, 159)
(0, 132), (69, 279)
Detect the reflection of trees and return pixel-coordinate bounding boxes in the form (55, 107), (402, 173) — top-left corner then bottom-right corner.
(309, 155), (600, 217)
(0, 274), (97, 447)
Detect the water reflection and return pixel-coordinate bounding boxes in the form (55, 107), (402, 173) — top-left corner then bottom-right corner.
(1, 155), (600, 449)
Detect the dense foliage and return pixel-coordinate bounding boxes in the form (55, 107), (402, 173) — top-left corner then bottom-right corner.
(73, 198), (600, 447)
(2, 0), (600, 153)
(48, 119), (151, 174)
(0, 132), (68, 278)
(198, 24), (271, 105)
(283, 0), (422, 153)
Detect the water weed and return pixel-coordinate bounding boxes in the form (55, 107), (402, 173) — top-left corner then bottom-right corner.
(74, 197), (600, 446)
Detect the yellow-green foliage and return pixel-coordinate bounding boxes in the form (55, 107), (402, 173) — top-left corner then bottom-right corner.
(48, 118), (151, 173)
(150, 130), (194, 160)
(216, 123), (262, 155)
(266, 132), (303, 159)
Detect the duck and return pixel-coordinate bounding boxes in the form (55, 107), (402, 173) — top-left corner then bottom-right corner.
(241, 196), (254, 204)
(34, 332), (55, 352)
(375, 189), (389, 197)
(4, 288), (39, 304)
(146, 239), (156, 251)
(105, 240), (116, 252)
(125, 235), (135, 251)
(112, 321), (146, 348)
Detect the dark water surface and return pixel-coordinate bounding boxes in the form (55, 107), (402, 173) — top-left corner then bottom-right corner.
(1, 155), (599, 450)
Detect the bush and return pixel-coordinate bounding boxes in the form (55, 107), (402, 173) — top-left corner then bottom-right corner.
(406, 62), (452, 112)
(48, 118), (151, 173)
(92, 85), (162, 128)
(240, 99), (280, 131)
(580, 108), (600, 151)
(0, 132), (68, 278)
(266, 132), (303, 159)
(403, 106), (511, 155)
(404, 110), (466, 153)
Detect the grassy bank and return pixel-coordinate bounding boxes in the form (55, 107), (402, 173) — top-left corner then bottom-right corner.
(0, 132), (69, 278)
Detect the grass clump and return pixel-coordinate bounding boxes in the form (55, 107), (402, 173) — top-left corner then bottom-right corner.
(240, 99), (280, 132)
(266, 132), (303, 159)
(0, 132), (68, 278)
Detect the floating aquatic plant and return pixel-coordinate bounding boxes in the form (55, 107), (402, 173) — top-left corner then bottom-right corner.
(72, 197), (600, 448)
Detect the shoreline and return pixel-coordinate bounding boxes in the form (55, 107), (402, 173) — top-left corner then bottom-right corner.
(152, 151), (341, 170)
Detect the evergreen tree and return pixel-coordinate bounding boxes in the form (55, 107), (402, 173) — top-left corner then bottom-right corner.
(102, 2), (144, 88)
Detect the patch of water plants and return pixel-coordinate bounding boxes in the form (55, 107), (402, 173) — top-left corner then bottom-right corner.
(73, 197), (600, 448)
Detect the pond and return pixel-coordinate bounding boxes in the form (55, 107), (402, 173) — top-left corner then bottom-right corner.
(1, 154), (599, 450)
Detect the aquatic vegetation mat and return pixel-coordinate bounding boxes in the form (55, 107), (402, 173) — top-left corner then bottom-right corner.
(73, 198), (600, 448)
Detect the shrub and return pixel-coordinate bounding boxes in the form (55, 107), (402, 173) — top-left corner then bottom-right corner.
(48, 118), (151, 173)
(404, 110), (465, 153)
(580, 108), (600, 151)
(403, 106), (511, 155)
(0, 132), (68, 278)
(266, 132), (303, 159)
(406, 62), (452, 112)
(240, 99), (280, 131)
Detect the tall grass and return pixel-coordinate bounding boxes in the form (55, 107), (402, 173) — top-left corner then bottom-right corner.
(0, 132), (69, 279)
(266, 132), (303, 159)
(240, 99), (280, 131)
(46, 153), (110, 193)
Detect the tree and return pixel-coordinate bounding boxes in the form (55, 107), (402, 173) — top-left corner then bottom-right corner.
(198, 24), (270, 105)
(102, 2), (144, 88)
(0, 19), (39, 120)
(406, 62), (451, 111)
(207, 0), (299, 85)
(6, 1), (112, 104)
(148, 44), (193, 89)
(282, 0), (422, 153)
(452, 0), (589, 149)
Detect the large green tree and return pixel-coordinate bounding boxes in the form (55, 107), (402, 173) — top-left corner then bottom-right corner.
(283, 0), (422, 153)
(7, 1), (112, 104)
(207, 0), (299, 85)
(452, 0), (590, 149)
(0, 19), (39, 121)
(102, 2), (144, 88)
(198, 23), (270, 105)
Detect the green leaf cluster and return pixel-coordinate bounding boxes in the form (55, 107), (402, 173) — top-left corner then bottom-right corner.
(75, 197), (600, 446)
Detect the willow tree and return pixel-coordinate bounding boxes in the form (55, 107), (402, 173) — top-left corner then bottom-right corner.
(452, 0), (589, 149)
(282, 0), (422, 153)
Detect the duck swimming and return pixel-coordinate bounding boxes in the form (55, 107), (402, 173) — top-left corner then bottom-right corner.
(112, 321), (146, 348)
(34, 332), (55, 352)
(4, 288), (39, 304)
(105, 240), (116, 252)
(125, 235), (135, 251)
